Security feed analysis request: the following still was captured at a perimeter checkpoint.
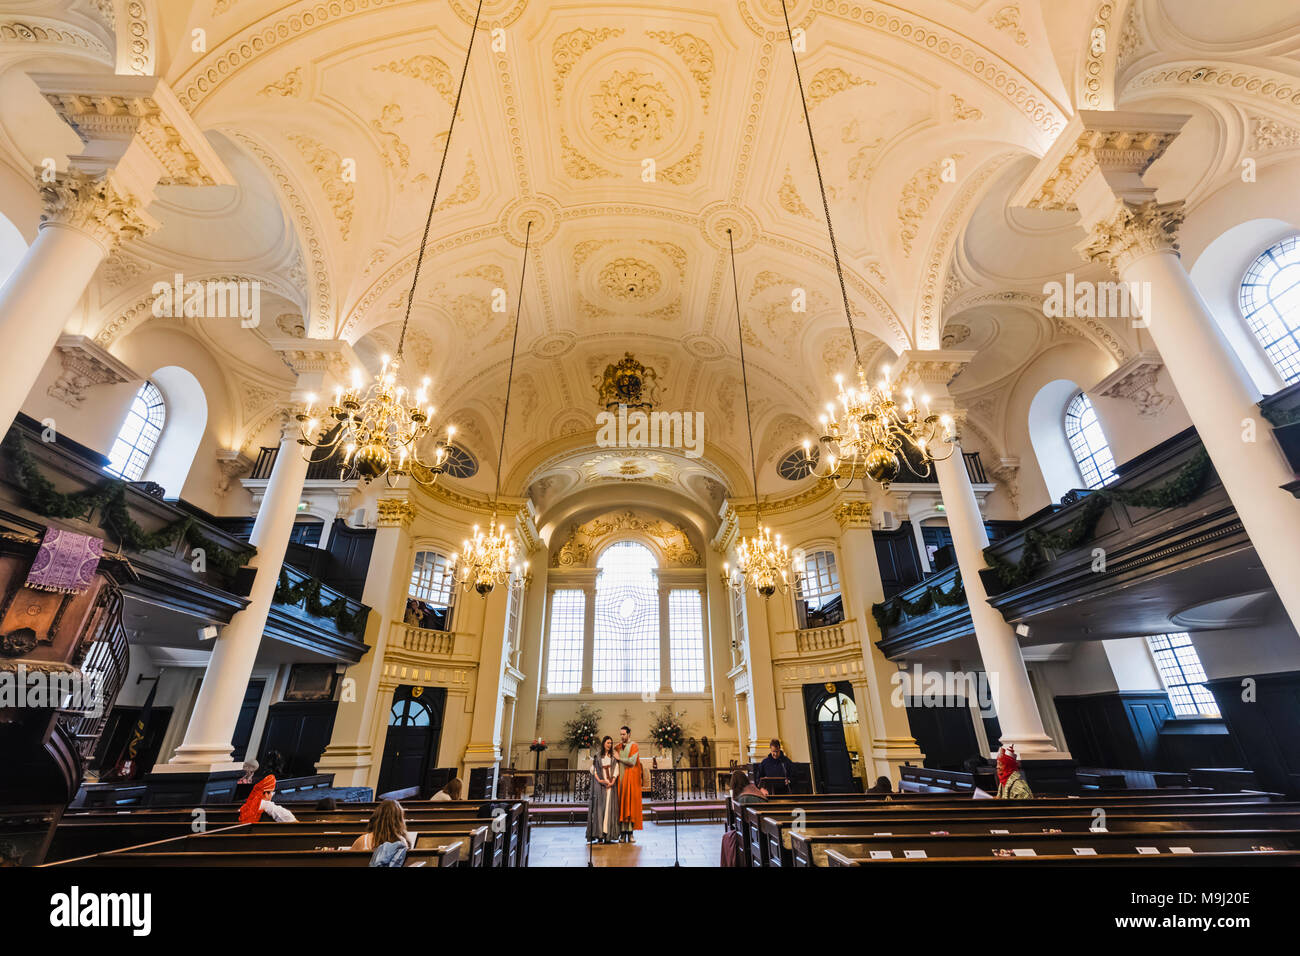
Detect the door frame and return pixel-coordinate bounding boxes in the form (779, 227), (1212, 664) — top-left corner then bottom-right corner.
(802, 681), (859, 793)
(376, 684), (447, 797)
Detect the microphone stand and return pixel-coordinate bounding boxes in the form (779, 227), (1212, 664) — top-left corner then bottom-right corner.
(671, 747), (681, 867)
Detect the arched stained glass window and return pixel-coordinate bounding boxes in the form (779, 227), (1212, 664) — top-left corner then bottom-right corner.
(1240, 235), (1300, 385)
(106, 382), (165, 481)
(1064, 392), (1115, 490)
(592, 541), (659, 694)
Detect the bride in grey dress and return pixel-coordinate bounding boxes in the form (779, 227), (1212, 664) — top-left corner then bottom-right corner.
(587, 735), (620, 844)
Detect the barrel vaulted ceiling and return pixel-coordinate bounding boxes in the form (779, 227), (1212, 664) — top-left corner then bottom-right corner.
(3, 0), (1300, 499)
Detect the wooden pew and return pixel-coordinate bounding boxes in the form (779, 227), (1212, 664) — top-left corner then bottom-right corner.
(748, 795), (1287, 867)
(824, 847), (1300, 866)
(789, 820), (1300, 866)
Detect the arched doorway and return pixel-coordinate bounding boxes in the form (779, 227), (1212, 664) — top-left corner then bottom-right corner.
(376, 685), (446, 797)
(803, 682), (861, 793)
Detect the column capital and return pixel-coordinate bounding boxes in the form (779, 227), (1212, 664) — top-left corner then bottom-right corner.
(31, 72), (234, 193)
(1075, 199), (1185, 274)
(269, 337), (360, 392)
(832, 499), (872, 530)
(376, 496), (416, 530)
(893, 349), (975, 396)
(38, 169), (157, 252)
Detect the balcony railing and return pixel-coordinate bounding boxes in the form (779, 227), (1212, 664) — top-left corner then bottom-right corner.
(251, 444), (359, 482)
(267, 563), (371, 663)
(795, 621), (850, 653)
(871, 562), (972, 657)
(497, 765), (730, 803)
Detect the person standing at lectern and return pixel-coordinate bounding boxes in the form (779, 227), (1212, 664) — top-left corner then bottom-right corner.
(615, 725), (643, 842)
(758, 738), (795, 795)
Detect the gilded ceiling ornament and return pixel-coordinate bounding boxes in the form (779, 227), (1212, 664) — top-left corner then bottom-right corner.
(441, 152), (480, 207)
(459, 264), (506, 285)
(375, 55), (459, 107)
(897, 153), (966, 256)
(832, 501), (872, 529)
(589, 70), (675, 152)
(598, 258), (663, 302)
(554, 510), (699, 568)
(594, 353), (661, 410)
(260, 67), (301, 98)
(642, 241), (688, 279)
(1252, 116), (1300, 151)
(805, 67), (874, 109)
(553, 27), (624, 100)
(950, 94), (982, 121)
(573, 238), (613, 270)
(989, 5), (1029, 46)
(779, 166), (815, 219)
(645, 30), (714, 111)
(370, 103), (410, 180)
(661, 135), (704, 185)
(288, 133), (354, 241)
(560, 129), (614, 180)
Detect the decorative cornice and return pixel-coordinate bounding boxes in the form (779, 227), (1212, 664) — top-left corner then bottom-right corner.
(1094, 350), (1172, 417)
(894, 349), (975, 391)
(832, 500), (872, 530)
(215, 448), (252, 497)
(47, 334), (138, 407)
(376, 497), (416, 530)
(1076, 200), (1184, 274)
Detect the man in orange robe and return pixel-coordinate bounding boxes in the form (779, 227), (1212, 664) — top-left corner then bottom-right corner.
(615, 725), (643, 842)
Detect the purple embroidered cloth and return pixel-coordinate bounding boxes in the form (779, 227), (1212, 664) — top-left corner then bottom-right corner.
(26, 529), (104, 594)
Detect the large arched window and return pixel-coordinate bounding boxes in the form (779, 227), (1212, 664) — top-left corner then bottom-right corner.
(592, 541), (659, 694)
(1064, 391), (1115, 490)
(106, 382), (165, 481)
(1239, 235), (1300, 385)
(409, 550), (456, 631)
(794, 549), (844, 629)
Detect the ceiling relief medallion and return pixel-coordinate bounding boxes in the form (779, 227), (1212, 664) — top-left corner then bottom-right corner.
(683, 334), (726, 361)
(595, 352), (661, 410)
(699, 202), (759, 252)
(533, 331), (576, 359)
(645, 30), (714, 111)
(498, 195), (560, 247)
(578, 454), (678, 487)
(740, 0), (816, 37)
(288, 132), (354, 241)
(554, 510), (699, 568)
(554, 27), (624, 100)
(589, 69), (676, 152)
(448, 0), (527, 28)
(598, 257), (663, 302)
(806, 67), (874, 109)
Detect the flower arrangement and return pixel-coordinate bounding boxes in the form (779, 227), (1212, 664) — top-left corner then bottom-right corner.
(561, 704), (602, 751)
(648, 705), (686, 751)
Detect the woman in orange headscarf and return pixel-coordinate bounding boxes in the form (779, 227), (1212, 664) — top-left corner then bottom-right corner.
(238, 775), (298, 823)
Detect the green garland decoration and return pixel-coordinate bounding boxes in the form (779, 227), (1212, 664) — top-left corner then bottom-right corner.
(983, 449), (1213, 589)
(5, 434), (254, 577)
(871, 571), (965, 634)
(274, 571), (370, 636)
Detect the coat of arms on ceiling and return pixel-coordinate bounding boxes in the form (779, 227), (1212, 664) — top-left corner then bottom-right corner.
(595, 352), (660, 411)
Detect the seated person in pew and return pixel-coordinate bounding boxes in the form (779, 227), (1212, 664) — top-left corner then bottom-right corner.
(350, 799), (417, 852)
(432, 778), (463, 802)
(730, 769), (768, 806)
(237, 759), (258, 785)
(996, 745), (1033, 800)
(238, 776), (298, 824)
(868, 776), (894, 794)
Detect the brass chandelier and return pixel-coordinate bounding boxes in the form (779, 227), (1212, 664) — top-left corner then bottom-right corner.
(723, 228), (800, 599)
(296, 0), (482, 486)
(454, 221), (533, 597)
(776, 0), (955, 491)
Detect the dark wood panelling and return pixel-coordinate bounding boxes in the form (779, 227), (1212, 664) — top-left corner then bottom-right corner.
(1208, 670), (1300, 796)
(873, 523), (924, 598)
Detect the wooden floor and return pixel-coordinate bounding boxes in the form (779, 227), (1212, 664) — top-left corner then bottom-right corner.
(528, 821), (722, 867)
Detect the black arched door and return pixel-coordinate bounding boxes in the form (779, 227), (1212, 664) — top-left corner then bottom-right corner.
(803, 682), (858, 793)
(376, 685), (446, 797)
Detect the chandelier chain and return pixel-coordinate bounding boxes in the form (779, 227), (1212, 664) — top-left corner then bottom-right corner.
(781, 0), (862, 371)
(727, 228), (763, 527)
(494, 219), (532, 506)
(396, 0), (483, 361)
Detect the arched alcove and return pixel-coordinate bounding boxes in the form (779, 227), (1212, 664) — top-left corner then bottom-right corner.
(1188, 218), (1296, 397)
(143, 366), (208, 498)
(1028, 379), (1086, 502)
